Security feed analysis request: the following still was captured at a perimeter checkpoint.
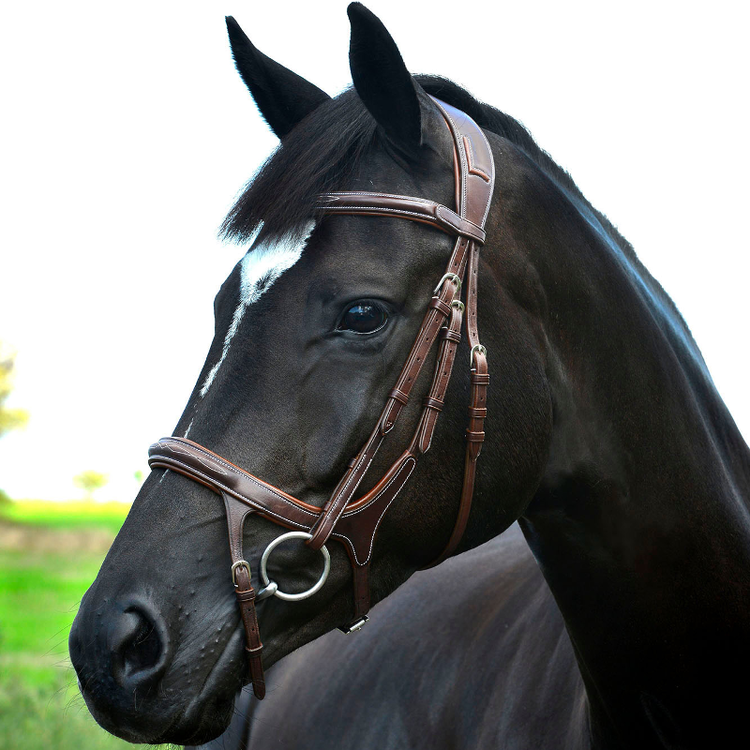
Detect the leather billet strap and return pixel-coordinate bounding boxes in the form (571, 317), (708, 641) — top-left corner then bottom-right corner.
(222, 497), (265, 699)
(146, 96), (495, 699)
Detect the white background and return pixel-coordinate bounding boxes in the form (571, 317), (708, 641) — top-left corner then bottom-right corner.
(1, 0), (747, 501)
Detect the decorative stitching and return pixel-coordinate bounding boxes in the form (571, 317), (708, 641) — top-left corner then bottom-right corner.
(152, 440), (317, 517)
(319, 444), (378, 535)
(322, 191), (434, 204)
(334, 458), (417, 565)
(149, 458), (316, 527)
(463, 135), (491, 183)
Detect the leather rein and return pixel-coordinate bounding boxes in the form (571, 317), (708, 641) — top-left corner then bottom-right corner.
(147, 98), (495, 700)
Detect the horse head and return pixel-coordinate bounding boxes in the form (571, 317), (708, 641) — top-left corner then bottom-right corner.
(69, 5), (553, 744)
(73, 3), (750, 747)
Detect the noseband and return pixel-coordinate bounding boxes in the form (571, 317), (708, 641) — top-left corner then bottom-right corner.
(147, 98), (495, 699)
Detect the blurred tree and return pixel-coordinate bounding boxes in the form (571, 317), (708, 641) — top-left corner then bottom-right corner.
(73, 470), (109, 500)
(1, 342), (28, 505)
(0, 343), (29, 440)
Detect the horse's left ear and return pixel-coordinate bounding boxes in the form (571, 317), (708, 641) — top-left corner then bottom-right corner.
(347, 3), (439, 156)
(226, 16), (331, 139)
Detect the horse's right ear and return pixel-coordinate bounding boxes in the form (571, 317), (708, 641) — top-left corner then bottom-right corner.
(226, 16), (331, 139)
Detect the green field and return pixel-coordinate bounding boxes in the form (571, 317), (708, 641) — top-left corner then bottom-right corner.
(0, 500), (157, 750)
(1, 500), (130, 535)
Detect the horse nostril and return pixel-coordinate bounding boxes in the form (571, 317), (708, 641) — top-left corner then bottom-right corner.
(111, 606), (168, 688)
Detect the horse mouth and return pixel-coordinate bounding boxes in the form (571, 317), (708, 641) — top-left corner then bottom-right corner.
(157, 623), (246, 745)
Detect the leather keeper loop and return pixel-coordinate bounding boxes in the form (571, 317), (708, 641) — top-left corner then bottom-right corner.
(470, 372), (490, 385)
(468, 406), (487, 418)
(429, 297), (452, 317)
(422, 397), (444, 412)
(466, 430), (486, 442)
(441, 328), (462, 343)
(388, 388), (409, 406)
(235, 589), (256, 602)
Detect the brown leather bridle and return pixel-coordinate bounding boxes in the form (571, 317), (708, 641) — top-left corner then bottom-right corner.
(147, 98), (495, 700)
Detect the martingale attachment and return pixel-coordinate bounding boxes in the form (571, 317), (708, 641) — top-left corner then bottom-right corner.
(147, 96), (495, 700)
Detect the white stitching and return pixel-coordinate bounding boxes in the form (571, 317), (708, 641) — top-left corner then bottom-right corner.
(323, 206), (436, 220)
(149, 458), (315, 529)
(154, 441), (318, 518)
(323, 191), (434, 204)
(333, 457), (417, 565)
(319, 445), (378, 534)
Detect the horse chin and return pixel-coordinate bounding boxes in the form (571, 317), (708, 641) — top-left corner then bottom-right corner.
(85, 695), (235, 747)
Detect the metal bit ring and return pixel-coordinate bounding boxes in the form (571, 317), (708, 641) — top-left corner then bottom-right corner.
(259, 531), (331, 602)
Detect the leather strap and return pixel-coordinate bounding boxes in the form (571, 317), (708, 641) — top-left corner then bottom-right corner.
(317, 192), (486, 244)
(222, 495), (265, 699)
(305, 246), (468, 551)
(306, 98), (494, 553)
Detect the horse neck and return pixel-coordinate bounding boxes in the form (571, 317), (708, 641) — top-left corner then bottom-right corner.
(512, 179), (750, 747)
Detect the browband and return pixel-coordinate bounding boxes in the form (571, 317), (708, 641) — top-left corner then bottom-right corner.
(148, 97), (495, 700)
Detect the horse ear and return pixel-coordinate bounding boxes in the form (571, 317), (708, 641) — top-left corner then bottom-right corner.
(347, 3), (428, 154)
(226, 16), (331, 139)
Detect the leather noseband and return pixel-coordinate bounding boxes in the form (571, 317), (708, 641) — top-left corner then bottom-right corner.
(147, 98), (495, 699)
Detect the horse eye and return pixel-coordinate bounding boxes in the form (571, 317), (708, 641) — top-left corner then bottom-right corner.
(338, 302), (388, 334)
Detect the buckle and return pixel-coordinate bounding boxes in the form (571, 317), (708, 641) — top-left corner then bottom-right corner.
(338, 615), (369, 635)
(231, 560), (251, 586)
(433, 273), (461, 295)
(470, 344), (487, 366)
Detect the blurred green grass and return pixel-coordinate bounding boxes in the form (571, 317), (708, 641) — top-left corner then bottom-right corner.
(0, 499), (148, 750)
(1, 499), (130, 535)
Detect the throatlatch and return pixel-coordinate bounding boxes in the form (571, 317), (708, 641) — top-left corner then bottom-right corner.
(147, 97), (495, 700)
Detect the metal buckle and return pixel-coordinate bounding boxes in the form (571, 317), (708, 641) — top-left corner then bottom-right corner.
(231, 560), (251, 586)
(470, 344), (487, 366)
(433, 273), (461, 295)
(451, 300), (465, 312)
(338, 615), (369, 634)
(259, 531), (331, 602)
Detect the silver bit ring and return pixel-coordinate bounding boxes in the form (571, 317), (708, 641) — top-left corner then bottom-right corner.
(259, 531), (331, 602)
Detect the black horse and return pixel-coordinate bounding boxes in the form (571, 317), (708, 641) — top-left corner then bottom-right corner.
(193, 524), (587, 750)
(69, 4), (750, 748)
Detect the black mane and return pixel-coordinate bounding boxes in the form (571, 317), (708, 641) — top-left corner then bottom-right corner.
(221, 76), (627, 254)
(221, 89), (376, 243)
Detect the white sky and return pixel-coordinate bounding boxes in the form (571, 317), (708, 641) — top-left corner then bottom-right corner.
(1, 1), (747, 501)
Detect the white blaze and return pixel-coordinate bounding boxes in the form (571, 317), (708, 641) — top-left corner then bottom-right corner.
(199, 222), (315, 398)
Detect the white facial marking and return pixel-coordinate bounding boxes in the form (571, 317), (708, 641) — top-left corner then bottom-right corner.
(199, 222), (315, 398)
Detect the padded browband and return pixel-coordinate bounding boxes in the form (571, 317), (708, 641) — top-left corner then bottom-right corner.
(317, 192), (487, 244)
